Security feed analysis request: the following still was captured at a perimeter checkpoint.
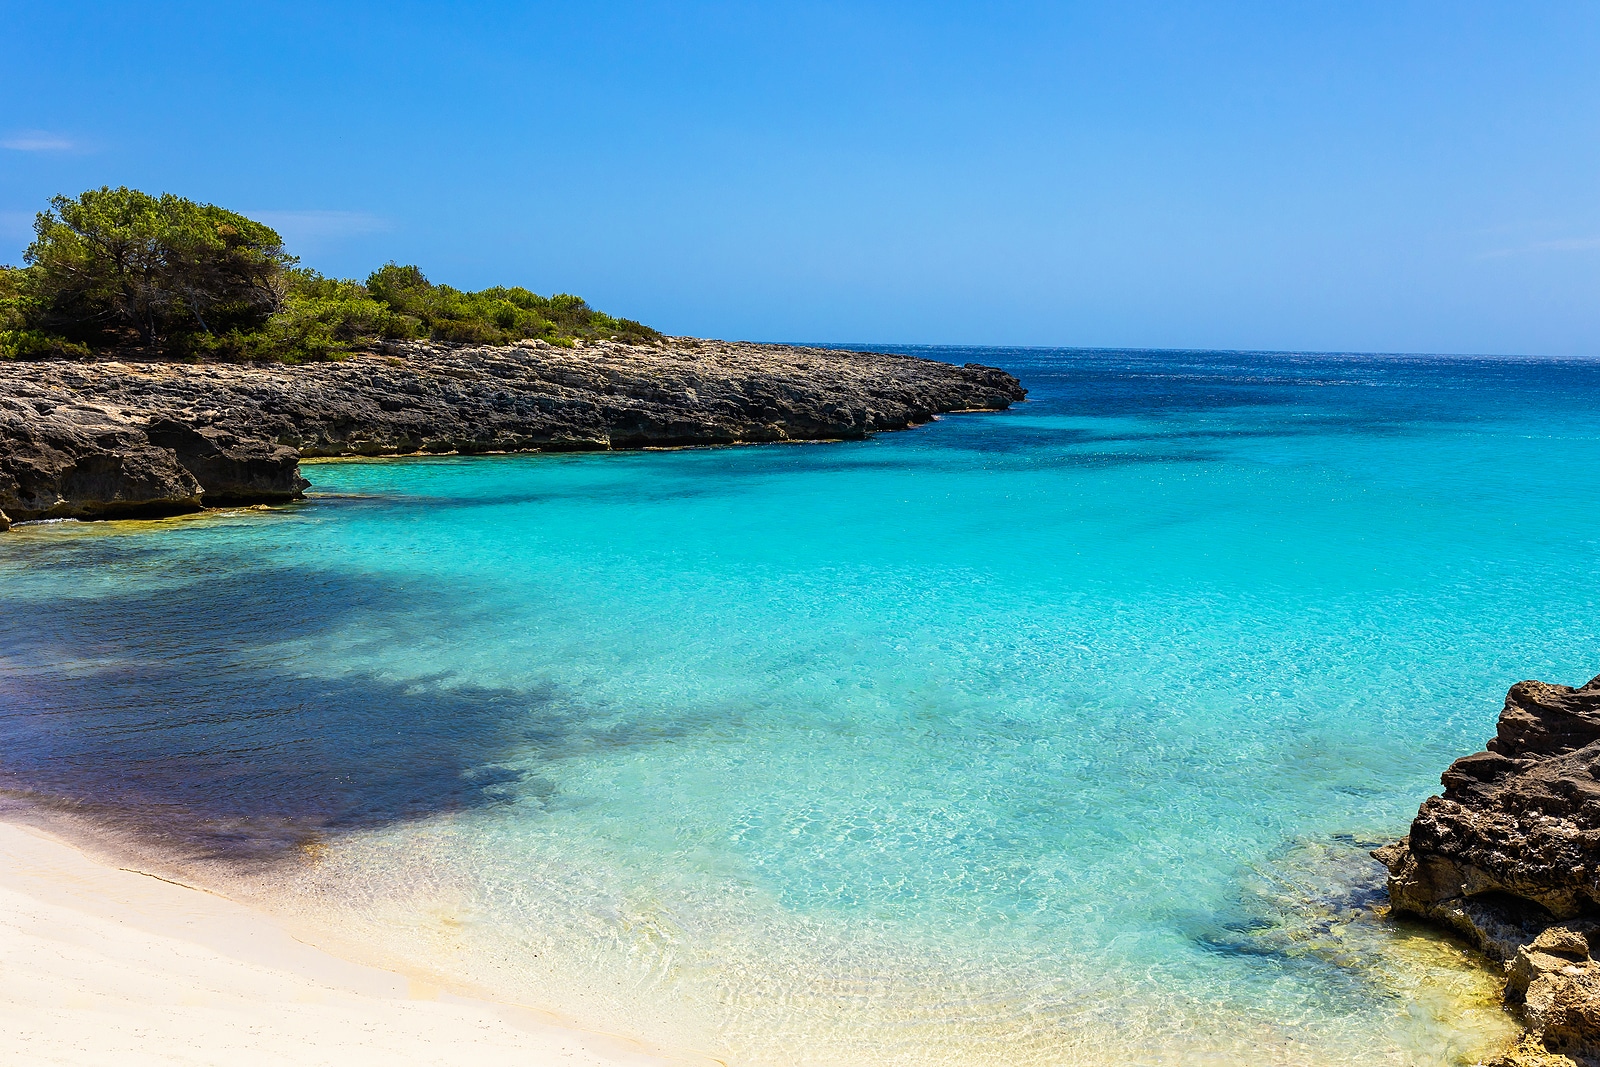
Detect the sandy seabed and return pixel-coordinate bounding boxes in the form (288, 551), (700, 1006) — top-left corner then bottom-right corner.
(0, 818), (699, 1066)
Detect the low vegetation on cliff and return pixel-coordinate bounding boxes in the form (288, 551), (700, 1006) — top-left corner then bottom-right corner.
(0, 186), (660, 362)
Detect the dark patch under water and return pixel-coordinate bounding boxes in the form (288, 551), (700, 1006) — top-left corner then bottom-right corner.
(0, 558), (680, 861)
(3, 345), (1598, 871)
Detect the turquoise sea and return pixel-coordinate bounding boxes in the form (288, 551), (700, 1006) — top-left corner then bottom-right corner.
(4, 347), (1599, 1065)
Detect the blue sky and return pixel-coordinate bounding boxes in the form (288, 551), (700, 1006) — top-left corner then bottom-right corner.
(2, 2), (1598, 354)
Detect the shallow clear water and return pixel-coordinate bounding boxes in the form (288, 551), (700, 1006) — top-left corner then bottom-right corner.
(4, 347), (1599, 1064)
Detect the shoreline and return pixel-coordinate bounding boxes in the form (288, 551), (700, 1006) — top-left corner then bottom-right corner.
(0, 338), (1026, 527)
(1376, 675), (1600, 1065)
(0, 797), (1523, 1067)
(0, 500), (1532, 1067)
(0, 809), (704, 1066)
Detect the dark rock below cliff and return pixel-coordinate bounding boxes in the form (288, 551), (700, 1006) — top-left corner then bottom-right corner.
(1377, 676), (1600, 1066)
(0, 401), (205, 520)
(0, 339), (1024, 524)
(145, 419), (308, 506)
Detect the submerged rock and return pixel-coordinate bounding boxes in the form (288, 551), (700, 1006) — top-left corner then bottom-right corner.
(0, 339), (1024, 526)
(1377, 675), (1600, 1065)
(1493, 1035), (1585, 1067)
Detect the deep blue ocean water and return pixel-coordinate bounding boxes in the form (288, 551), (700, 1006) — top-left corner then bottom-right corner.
(3, 347), (1598, 1064)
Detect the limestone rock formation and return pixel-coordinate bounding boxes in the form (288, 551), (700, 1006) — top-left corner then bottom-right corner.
(1377, 676), (1600, 1065)
(0, 339), (1025, 524)
(0, 400), (206, 520)
(144, 420), (308, 506)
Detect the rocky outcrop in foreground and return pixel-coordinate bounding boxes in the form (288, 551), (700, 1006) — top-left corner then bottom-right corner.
(0, 339), (1025, 526)
(1377, 676), (1600, 1066)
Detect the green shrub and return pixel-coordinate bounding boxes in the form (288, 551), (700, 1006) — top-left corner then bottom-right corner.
(0, 265), (30, 331)
(255, 269), (420, 360)
(24, 187), (293, 351)
(0, 266), (90, 359)
(0, 328), (92, 361)
(1, 189), (662, 362)
(362, 263), (661, 347)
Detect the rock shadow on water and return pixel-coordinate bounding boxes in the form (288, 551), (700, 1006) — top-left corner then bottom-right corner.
(0, 560), (665, 865)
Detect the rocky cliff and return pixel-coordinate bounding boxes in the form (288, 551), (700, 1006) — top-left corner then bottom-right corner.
(0, 338), (1026, 526)
(1377, 676), (1600, 1066)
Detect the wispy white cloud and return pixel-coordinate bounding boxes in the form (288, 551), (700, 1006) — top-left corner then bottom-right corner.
(250, 210), (392, 243)
(2, 130), (77, 152)
(1478, 236), (1600, 259)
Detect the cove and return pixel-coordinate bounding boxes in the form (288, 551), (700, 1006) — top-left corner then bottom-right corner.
(3, 347), (1597, 1065)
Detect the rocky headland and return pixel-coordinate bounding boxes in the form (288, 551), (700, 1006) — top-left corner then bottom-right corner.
(1377, 676), (1600, 1066)
(0, 339), (1025, 528)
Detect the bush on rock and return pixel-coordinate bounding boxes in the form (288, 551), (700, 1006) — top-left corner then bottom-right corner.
(0, 187), (660, 362)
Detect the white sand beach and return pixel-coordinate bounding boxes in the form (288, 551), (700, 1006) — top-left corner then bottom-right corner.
(0, 818), (691, 1066)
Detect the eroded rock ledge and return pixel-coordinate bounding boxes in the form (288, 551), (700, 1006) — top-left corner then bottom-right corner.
(0, 338), (1026, 525)
(1377, 676), (1600, 1066)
